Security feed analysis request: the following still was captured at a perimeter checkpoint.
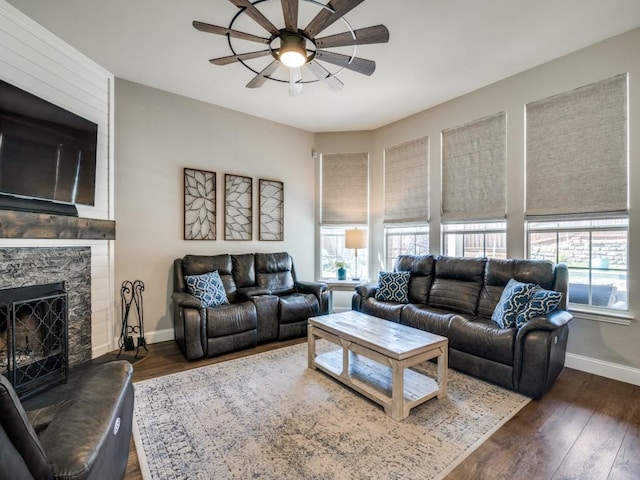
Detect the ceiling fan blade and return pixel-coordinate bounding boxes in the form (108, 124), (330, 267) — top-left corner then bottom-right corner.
(209, 50), (271, 66)
(315, 25), (389, 48)
(228, 0), (280, 36)
(281, 0), (298, 33)
(315, 50), (376, 76)
(289, 67), (303, 96)
(307, 61), (343, 92)
(246, 61), (281, 88)
(192, 21), (270, 44)
(303, 0), (365, 38)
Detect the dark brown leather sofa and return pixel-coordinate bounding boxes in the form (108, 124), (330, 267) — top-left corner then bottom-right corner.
(353, 255), (573, 398)
(172, 252), (329, 361)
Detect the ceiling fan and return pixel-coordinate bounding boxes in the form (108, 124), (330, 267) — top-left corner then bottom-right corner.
(193, 0), (389, 95)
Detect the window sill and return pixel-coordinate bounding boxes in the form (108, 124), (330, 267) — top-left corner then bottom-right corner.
(568, 306), (633, 326)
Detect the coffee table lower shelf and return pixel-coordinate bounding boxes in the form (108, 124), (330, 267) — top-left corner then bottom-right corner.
(313, 349), (440, 418)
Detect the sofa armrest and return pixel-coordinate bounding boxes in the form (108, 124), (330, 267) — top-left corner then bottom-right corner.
(171, 291), (203, 309)
(171, 292), (206, 360)
(355, 283), (378, 300)
(295, 280), (327, 298)
(296, 281), (329, 314)
(516, 309), (573, 341)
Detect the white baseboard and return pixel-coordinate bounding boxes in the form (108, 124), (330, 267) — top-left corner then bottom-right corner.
(144, 328), (175, 344)
(91, 329), (174, 358)
(565, 353), (640, 386)
(92, 342), (112, 359)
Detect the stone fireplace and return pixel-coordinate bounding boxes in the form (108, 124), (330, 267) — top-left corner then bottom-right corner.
(0, 247), (92, 371)
(0, 282), (68, 397)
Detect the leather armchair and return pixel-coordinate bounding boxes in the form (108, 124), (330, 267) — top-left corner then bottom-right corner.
(0, 361), (134, 480)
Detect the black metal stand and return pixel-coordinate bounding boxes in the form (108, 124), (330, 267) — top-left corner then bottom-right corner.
(117, 280), (147, 359)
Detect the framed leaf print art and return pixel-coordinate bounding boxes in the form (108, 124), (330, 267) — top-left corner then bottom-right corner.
(184, 168), (216, 240)
(224, 174), (252, 240)
(259, 179), (284, 241)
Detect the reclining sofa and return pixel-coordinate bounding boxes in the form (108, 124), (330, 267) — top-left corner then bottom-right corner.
(0, 361), (134, 480)
(173, 252), (329, 361)
(353, 255), (573, 398)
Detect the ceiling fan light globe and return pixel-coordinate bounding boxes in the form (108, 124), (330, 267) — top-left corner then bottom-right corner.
(280, 50), (307, 68)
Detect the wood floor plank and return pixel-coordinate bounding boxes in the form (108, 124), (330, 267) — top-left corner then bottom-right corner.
(609, 412), (640, 480)
(550, 394), (632, 480)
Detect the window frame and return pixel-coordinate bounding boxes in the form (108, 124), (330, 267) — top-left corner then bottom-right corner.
(319, 225), (369, 281)
(527, 218), (629, 314)
(384, 224), (429, 271)
(442, 221), (507, 259)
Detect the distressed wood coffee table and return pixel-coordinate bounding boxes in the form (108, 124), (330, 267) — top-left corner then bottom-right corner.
(308, 310), (448, 421)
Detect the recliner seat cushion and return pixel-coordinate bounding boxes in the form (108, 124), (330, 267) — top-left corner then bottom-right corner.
(478, 258), (556, 317)
(232, 253), (256, 288)
(206, 302), (257, 337)
(255, 252), (296, 295)
(182, 254), (239, 302)
(400, 304), (455, 337)
(395, 254), (436, 304)
(362, 297), (404, 322)
(448, 315), (516, 366)
(428, 257), (486, 315)
(279, 293), (319, 324)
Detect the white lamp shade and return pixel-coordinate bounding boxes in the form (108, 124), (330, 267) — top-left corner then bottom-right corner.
(345, 229), (367, 249)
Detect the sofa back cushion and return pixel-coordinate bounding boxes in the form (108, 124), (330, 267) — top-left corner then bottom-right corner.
(428, 256), (486, 315)
(478, 258), (556, 318)
(181, 254), (238, 302)
(255, 252), (295, 295)
(394, 254), (436, 304)
(232, 253), (256, 288)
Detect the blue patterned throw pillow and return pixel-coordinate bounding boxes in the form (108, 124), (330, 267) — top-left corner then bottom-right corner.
(515, 287), (563, 328)
(184, 270), (229, 308)
(375, 271), (411, 303)
(491, 279), (538, 329)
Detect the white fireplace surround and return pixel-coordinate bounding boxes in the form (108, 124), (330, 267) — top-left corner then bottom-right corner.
(0, 3), (116, 359)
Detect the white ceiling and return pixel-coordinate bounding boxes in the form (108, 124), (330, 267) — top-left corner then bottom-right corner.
(7, 0), (640, 133)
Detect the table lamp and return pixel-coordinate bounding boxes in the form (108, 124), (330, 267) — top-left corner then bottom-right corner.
(345, 229), (367, 280)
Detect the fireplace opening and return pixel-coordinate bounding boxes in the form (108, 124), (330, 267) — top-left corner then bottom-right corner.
(0, 282), (68, 399)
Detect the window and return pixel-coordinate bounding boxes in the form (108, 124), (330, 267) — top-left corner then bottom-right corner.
(385, 225), (429, 270)
(528, 218), (628, 311)
(443, 222), (506, 258)
(319, 152), (369, 280)
(320, 226), (368, 280)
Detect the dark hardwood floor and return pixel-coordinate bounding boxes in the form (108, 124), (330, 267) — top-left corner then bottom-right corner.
(34, 340), (640, 480)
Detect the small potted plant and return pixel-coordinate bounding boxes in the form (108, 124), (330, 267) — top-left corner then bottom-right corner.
(335, 260), (347, 280)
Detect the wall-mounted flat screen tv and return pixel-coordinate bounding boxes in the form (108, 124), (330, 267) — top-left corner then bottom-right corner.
(0, 79), (98, 210)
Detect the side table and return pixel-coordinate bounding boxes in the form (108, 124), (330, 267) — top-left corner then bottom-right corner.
(321, 279), (367, 313)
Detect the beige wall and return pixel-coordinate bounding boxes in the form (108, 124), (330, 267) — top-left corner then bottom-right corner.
(316, 27), (640, 380)
(114, 79), (315, 340)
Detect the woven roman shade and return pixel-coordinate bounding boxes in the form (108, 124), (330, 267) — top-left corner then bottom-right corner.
(441, 112), (506, 222)
(526, 74), (628, 219)
(384, 137), (429, 224)
(321, 152), (368, 225)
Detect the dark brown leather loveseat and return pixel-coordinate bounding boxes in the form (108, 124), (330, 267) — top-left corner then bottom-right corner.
(353, 255), (573, 398)
(172, 252), (329, 361)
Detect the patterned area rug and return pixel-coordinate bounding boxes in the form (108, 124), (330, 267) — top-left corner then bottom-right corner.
(133, 341), (530, 480)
